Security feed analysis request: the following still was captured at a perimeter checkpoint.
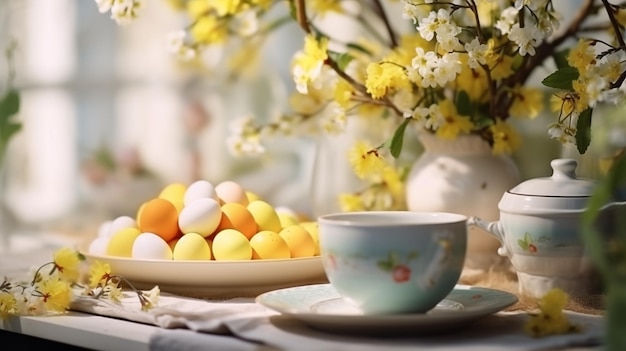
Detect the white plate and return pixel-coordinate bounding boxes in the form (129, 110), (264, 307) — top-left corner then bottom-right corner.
(256, 284), (518, 335)
(80, 250), (327, 298)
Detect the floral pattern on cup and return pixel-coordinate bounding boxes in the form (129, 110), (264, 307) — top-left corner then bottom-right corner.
(377, 251), (418, 283)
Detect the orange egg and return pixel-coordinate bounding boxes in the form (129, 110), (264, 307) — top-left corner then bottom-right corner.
(137, 198), (180, 242)
(215, 203), (258, 239)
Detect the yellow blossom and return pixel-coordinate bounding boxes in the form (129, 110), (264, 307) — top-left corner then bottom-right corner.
(524, 288), (581, 338)
(490, 119), (522, 155)
(187, 0), (211, 19)
(381, 166), (404, 197)
(539, 288), (569, 316)
(567, 40), (595, 72)
(0, 291), (17, 317)
(212, 0), (243, 16)
(333, 79), (354, 109)
(617, 9), (626, 26)
(571, 79), (590, 113)
(393, 33), (434, 66)
(105, 282), (124, 303)
(348, 141), (386, 179)
(456, 55), (490, 103)
(509, 86), (544, 119)
(53, 247), (81, 283)
(38, 278), (72, 313)
(435, 100), (474, 139)
(339, 193), (364, 212)
(310, 0), (343, 15)
(550, 92), (578, 117)
(89, 261), (112, 288)
(165, 0), (186, 11)
(365, 61), (409, 99)
(190, 15), (228, 44)
(292, 35), (328, 94)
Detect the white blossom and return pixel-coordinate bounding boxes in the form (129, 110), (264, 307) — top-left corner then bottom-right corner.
(464, 38), (488, 69)
(495, 7), (519, 35)
(434, 52), (461, 86)
(508, 24), (544, 56)
(548, 123), (576, 144)
(166, 30), (196, 62)
(231, 10), (259, 37)
(110, 0), (143, 26)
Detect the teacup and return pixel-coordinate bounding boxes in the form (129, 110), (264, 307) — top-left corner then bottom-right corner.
(317, 211), (467, 314)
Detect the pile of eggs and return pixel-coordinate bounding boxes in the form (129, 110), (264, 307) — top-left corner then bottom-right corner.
(87, 179), (319, 261)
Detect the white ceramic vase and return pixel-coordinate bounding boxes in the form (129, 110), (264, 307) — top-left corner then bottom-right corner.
(405, 133), (521, 270)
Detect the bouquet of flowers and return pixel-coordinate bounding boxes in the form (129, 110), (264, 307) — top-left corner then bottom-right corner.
(95, 0), (626, 209)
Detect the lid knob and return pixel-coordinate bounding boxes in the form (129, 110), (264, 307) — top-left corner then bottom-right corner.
(551, 159), (578, 181)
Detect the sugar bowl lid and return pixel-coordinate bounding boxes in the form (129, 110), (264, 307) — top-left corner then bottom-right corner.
(508, 159), (595, 197)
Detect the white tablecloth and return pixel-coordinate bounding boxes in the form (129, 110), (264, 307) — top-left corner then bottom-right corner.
(69, 290), (604, 351)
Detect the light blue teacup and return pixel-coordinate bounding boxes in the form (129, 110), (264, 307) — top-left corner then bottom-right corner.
(318, 211), (467, 315)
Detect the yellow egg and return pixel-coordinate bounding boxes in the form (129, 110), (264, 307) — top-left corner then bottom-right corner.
(246, 191), (261, 203)
(299, 221), (320, 255)
(173, 233), (212, 260)
(250, 230), (290, 259)
(106, 227), (142, 257)
(279, 225), (316, 258)
(212, 229), (252, 260)
(137, 198), (181, 242)
(215, 202), (257, 239)
(158, 183), (187, 213)
(247, 200), (282, 233)
(277, 213), (299, 229)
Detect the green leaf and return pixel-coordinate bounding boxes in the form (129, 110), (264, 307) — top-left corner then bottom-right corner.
(541, 66), (579, 90)
(455, 90), (472, 116)
(377, 260), (393, 271)
(524, 232), (531, 244)
(288, 0), (297, 20)
(389, 119), (409, 158)
(582, 152), (626, 278)
(345, 42), (373, 56)
(576, 108), (593, 154)
(0, 89), (20, 121)
(390, 251), (401, 266)
(327, 51), (354, 71)
(0, 122), (22, 159)
(552, 49), (571, 69)
(517, 239), (528, 250)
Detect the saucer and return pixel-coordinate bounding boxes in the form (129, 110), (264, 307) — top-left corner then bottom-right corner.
(256, 284), (518, 335)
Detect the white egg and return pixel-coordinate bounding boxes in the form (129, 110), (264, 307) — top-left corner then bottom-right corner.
(88, 236), (110, 255)
(215, 180), (249, 206)
(184, 180), (219, 206)
(275, 206), (298, 217)
(97, 220), (113, 238)
(178, 198), (222, 237)
(132, 232), (173, 260)
(109, 215), (138, 236)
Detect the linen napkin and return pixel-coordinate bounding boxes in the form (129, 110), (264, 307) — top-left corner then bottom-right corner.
(70, 289), (605, 351)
